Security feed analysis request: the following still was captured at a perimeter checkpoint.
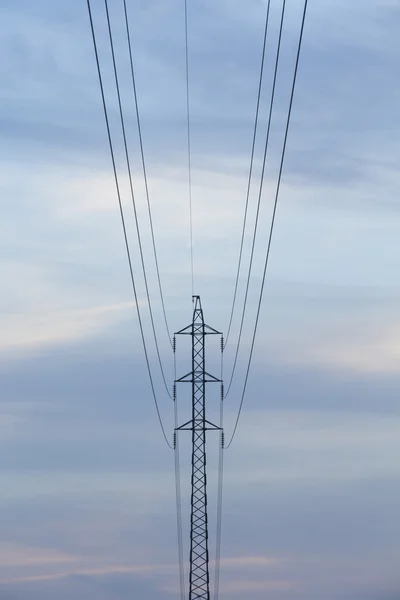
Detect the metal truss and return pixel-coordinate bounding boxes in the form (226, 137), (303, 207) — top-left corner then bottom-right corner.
(176, 296), (221, 600)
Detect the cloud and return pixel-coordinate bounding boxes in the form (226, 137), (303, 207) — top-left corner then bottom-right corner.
(218, 555), (281, 569)
(221, 579), (295, 593)
(0, 546), (78, 570)
(223, 410), (400, 484)
(0, 562), (175, 586)
(289, 323), (400, 374)
(0, 301), (134, 353)
(263, 309), (400, 375)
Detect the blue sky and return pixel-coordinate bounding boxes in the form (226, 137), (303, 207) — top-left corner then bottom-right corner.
(1, 0), (400, 598)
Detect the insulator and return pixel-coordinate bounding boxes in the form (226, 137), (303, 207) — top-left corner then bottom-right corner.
(220, 336), (224, 352)
(220, 384), (224, 401)
(173, 383), (177, 401)
(221, 431), (225, 449)
(173, 336), (176, 353)
(173, 432), (177, 449)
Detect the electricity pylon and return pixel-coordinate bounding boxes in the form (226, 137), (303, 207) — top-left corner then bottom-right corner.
(175, 296), (222, 600)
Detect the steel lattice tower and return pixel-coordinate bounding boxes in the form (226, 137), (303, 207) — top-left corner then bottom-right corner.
(175, 296), (221, 600)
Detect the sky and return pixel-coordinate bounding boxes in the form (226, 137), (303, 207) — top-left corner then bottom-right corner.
(1, 0), (400, 598)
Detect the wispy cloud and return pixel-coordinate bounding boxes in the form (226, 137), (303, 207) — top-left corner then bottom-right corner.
(0, 299), (134, 353)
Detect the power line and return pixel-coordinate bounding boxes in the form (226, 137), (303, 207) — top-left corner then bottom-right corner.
(122, 0), (173, 348)
(103, 0), (173, 399)
(224, 0), (287, 399)
(86, 0), (172, 449)
(214, 337), (225, 600)
(184, 0), (194, 296)
(173, 341), (186, 600)
(224, 0), (272, 348)
(225, 0), (309, 449)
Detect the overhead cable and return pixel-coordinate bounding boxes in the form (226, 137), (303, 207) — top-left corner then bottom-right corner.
(214, 336), (225, 600)
(184, 0), (195, 296)
(224, 0), (287, 398)
(122, 0), (173, 348)
(173, 341), (186, 600)
(86, 0), (172, 448)
(225, 0), (309, 449)
(103, 0), (173, 399)
(224, 0), (272, 348)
